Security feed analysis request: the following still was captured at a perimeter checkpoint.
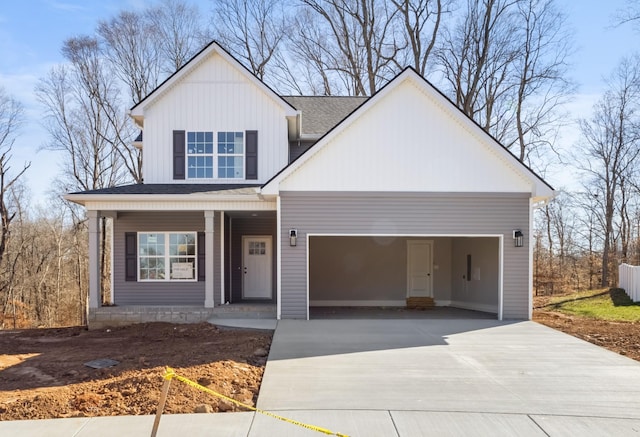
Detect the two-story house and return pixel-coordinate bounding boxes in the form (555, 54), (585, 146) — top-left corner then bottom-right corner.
(66, 41), (554, 329)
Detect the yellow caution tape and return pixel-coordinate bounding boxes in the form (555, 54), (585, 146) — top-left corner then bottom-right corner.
(163, 367), (350, 437)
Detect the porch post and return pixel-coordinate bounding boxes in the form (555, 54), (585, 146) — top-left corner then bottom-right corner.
(204, 211), (215, 308)
(87, 210), (101, 309)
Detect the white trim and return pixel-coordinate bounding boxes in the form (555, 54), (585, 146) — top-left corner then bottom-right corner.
(110, 217), (115, 305)
(305, 232), (310, 320)
(75, 199), (276, 212)
(276, 196), (282, 319)
(309, 300), (406, 307)
(219, 211), (225, 307)
(306, 233), (504, 320)
(137, 231), (198, 282)
(449, 300), (499, 314)
(528, 199), (534, 320)
(498, 235), (504, 320)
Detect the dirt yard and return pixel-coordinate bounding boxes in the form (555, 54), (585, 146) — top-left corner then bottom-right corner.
(533, 297), (640, 362)
(0, 322), (272, 421)
(2, 308), (639, 422)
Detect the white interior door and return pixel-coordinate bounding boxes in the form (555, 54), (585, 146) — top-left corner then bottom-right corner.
(407, 240), (434, 297)
(242, 236), (272, 299)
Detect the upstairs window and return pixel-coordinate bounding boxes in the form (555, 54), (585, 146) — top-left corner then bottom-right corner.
(218, 132), (244, 178)
(187, 132), (213, 178)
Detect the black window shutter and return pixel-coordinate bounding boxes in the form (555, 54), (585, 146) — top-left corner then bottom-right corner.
(173, 130), (185, 180)
(245, 130), (258, 180)
(197, 232), (205, 281)
(125, 232), (137, 282)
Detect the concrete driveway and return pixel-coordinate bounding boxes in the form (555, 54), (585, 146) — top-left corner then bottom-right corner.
(256, 319), (640, 436)
(3, 319), (640, 436)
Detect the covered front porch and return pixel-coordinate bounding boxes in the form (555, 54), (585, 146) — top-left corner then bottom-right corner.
(66, 184), (278, 328)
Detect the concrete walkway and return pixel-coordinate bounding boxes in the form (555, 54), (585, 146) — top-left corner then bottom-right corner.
(2, 319), (640, 436)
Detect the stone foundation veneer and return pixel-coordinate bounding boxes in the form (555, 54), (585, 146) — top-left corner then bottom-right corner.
(88, 306), (215, 329)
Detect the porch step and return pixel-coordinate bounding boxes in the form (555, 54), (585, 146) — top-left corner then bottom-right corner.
(406, 297), (435, 309)
(209, 304), (276, 319)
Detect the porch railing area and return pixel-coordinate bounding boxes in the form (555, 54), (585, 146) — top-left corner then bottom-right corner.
(618, 263), (640, 302)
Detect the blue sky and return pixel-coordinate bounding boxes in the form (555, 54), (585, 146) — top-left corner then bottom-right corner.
(0, 0), (637, 204)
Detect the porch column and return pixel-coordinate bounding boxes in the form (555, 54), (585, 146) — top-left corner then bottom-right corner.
(87, 210), (101, 309)
(204, 211), (215, 308)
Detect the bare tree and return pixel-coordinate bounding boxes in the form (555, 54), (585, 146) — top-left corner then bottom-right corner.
(438, 0), (519, 135)
(391, 0), (449, 75)
(0, 88), (30, 268)
(299, 0), (403, 96)
(97, 10), (162, 103)
(577, 56), (640, 287)
(510, 0), (573, 165)
(213, 0), (287, 81)
(147, 0), (207, 74)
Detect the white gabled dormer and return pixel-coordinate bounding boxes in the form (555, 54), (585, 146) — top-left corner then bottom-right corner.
(130, 41), (298, 185)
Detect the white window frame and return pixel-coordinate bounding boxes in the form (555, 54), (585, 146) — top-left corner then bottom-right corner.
(185, 130), (246, 180)
(186, 131), (214, 179)
(217, 131), (245, 179)
(137, 232), (198, 282)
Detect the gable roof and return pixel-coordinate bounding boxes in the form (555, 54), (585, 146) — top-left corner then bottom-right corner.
(129, 41), (297, 126)
(262, 67), (554, 202)
(283, 96), (367, 138)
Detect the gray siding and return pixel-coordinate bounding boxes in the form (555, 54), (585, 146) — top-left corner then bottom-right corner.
(280, 192), (530, 319)
(114, 212), (205, 305)
(230, 216), (277, 302)
(289, 140), (316, 162)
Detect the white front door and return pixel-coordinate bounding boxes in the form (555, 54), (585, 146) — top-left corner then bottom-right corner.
(242, 236), (272, 299)
(407, 240), (434, 297)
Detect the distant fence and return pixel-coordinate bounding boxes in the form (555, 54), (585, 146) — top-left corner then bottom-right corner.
(618, 264), (640, 302)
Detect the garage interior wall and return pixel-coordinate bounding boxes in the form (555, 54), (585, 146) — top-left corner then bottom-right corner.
(309, 236), (453, 305)
(451, 237), (500, 313)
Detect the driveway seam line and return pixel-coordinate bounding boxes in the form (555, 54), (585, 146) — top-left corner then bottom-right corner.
(527, 414), (551, 436)
(387, 410), (401, 437)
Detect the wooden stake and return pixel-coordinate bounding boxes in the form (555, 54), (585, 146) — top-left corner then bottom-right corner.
(150, 376), (172, 437)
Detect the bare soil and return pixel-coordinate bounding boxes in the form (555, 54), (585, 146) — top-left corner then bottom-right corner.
(2, 306), (639, 422)
(533, 296), (640, 362)
(0, 322), (272, 421)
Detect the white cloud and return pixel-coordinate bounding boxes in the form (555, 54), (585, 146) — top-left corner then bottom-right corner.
(45, 1), (86, 13)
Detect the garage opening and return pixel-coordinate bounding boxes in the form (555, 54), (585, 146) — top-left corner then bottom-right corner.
(308, 236), (500, 319)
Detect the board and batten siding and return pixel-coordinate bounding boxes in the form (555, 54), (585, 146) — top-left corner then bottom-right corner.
(280, 192), (530, 319)
(142, 52), (289, 184)
(113, 212), (211, 305)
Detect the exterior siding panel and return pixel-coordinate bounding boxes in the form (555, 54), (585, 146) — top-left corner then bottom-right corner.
(143, 52), (289, 184)
(114, 212), (206, 305)
(280, 192), (530, 319)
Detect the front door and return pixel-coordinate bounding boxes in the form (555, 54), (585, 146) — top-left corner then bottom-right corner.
(407, 240), (433, 297)
(242, 236), (272, 299)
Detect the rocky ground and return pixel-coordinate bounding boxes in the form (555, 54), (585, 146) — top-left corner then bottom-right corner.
(0, 322), (272, 420)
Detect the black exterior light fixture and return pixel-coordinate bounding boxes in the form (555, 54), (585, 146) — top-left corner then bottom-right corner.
(289, 229), (298, 246)
(513, 230), (524, 247)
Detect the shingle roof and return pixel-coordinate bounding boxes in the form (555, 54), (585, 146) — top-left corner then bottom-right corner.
(70, 184), (261, 196)
(283, 96), (368, 136)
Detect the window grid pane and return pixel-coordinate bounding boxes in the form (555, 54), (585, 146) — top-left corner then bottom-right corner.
(139, 232), (197, 281)
(218, 131), (244, 178)
(187, 131), (214, 179)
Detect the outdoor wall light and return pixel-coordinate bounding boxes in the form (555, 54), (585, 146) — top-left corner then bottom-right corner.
(289, 229), (298, 247)
(513, 230), (524, 247)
